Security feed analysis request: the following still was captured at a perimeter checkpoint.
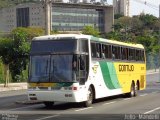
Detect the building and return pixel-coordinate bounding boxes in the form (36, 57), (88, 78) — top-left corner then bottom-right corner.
(113, 0), (130, 16)
(0, 2), (114, 33)
(52, 3), (114, 33)
(0, 3), (45, 33)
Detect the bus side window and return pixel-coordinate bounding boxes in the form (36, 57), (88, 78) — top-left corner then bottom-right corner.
(133, 49), (136, 61)
(91, 42), (101, 59)
(96, 43), (101, 58)
(103, 44), (112, 59)
(102, 44), (105, 59)
(120, 47), (122, 60)
(102, 53), (105, 59)
(129, 49), (131, 60)
(121, 47), (128, 60)
(112, 46), (115, 60)
(79, 39), (88, 53)
(117, 46), (121, 59)
(91, 43), (96, 58)
(141, 50), (145, 61)
(136, 50), (140, 61)
(125, 48), (129, 60)
(107, 45), (112, 59)
(112, 46), (121, 60)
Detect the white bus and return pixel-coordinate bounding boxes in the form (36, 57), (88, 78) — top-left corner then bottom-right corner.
(28, 34), (146, 107)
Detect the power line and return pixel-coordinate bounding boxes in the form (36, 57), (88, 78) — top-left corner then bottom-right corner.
(133, 0), (159, 10)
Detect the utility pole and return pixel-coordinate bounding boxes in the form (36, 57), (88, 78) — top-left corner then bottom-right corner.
(45, 0), (51, 35)
(158, 4), (160, 82)
(159, 4), (160, 18)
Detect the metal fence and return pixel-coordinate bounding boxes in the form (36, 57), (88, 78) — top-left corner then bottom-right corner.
(146, 53), (159, 71)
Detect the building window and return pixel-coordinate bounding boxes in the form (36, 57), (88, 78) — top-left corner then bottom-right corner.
(52, 7), (105, 32)
(16, 7), (29, 27)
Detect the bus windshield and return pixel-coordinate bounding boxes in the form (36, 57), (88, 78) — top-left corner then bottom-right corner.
(29, 55), (74, 83)
(30, 39), (77, 54)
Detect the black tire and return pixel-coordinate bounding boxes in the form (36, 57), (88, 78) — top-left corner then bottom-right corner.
(43, 101), (54, 108)
(129, 83), (136, 97)
(84, 87), (93, 107)
(134, 83), (138, 96)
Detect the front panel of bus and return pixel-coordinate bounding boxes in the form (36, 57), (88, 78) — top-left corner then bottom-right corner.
(28, 38), (89, 102)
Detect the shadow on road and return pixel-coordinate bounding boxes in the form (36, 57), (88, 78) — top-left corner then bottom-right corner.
(34, 94), (127, 111)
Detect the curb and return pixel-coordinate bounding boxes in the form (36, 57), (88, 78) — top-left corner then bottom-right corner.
(0, 83), (27, 92)
(0, 86), (27, 92)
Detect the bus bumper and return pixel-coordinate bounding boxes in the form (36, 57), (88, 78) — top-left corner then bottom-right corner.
(27, 90), (87, 103)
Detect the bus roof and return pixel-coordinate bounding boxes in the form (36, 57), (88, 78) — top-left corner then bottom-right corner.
(33, 34), (144, 49)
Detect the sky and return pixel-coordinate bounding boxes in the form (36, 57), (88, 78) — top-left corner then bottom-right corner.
(107, 0), (160, 17)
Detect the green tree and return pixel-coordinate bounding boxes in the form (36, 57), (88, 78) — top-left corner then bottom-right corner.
(0, 27), (42, 85)
(9, 27), (43, 82)
(0, 38), (14, 86)
(136, 35), (157, 53)
(12, 27), (44, 41)
(82, 26), (100, 37)
(139, 14), (158, 29)
(114, 14), (124, 19)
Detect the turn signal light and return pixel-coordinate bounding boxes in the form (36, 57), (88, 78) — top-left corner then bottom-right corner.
(72, 87), (77, 90)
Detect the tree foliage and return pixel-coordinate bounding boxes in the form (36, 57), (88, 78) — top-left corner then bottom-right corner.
(0, 38), (14, 65)
(82, 26), (100, 37)
(9, 27), (44, 81)
(106, 14), (160, 54)
(0, 27), (44, 84)
(0, 0), (38, 8)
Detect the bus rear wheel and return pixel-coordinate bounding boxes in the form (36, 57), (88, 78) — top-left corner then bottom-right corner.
(84, 87), (93, 107)
(129, 83), (137, 97)
(43, 101), (54, 108)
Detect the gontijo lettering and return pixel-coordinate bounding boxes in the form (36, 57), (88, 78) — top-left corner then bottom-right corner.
(119, 64), (134, 72)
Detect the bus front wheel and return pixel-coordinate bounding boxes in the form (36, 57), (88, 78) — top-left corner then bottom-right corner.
(43, 101), (54, 108)
(84, 87), (93, 107)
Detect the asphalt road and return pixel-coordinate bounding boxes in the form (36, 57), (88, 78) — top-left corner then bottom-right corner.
(0, 73), (160, 120)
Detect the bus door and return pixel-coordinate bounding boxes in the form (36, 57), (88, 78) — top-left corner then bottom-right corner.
(77, 55), (88, 85)
(77, 39), (89, 85)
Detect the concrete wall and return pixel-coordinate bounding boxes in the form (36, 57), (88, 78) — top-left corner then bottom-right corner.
(0, 3), (45, 33)
(113, 0), (128, 16)
(104, 7), (114, 33)
(0, 9), (5, 32)
(0, 3), (113, 33)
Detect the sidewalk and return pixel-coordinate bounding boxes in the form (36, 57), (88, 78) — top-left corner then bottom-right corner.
(0, 82), (27, 92)
(146, 69), (159, 74)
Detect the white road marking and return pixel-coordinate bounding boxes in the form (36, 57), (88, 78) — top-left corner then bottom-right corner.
(0, 110), (60, 115)
(146, 72), (159, 75)
(103, 101), (116, 105)
(139, 94), (148, 97)
(8, 104), (40, 111)
(152, 91), (158, 94)
(123, 98), (131, 101)
(144, 107), (160, 114)
(34, 115), (60, 120)
(75, 107), (93, 112)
